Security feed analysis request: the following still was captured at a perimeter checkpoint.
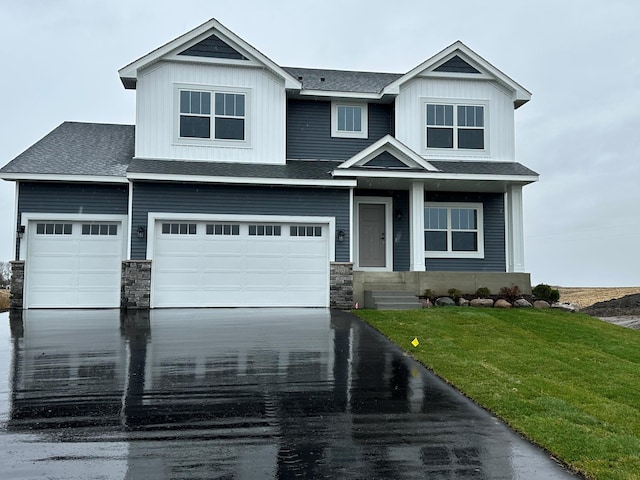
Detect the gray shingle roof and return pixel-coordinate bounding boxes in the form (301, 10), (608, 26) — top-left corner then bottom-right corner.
(428, 161), (538, 177)
(128, 158), (342, 180)
(282, 67), (401, 94)
(0, 122), (134, 177)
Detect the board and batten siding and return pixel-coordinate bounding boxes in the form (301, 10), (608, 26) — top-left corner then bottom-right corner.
(135, 62), (286, 164)
(130, 182), (350, 261)
(15, 182), (129, 259)
(394, 77), (516, 161)
(424, 192), (506, 272)
(287, 100), (393, 160)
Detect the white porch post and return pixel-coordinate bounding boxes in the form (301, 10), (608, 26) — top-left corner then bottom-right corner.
(506, 184), (525, 272)
(409, 181), (426, 271)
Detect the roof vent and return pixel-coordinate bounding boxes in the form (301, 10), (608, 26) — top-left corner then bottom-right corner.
(320, 77), (325, 82)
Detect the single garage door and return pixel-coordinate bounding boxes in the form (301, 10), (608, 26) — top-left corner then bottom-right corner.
(26, 221), (124, 308)
(152, 220), (329, 307)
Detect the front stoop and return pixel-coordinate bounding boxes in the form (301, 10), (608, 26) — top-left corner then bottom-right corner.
(364, 290), (422, 310)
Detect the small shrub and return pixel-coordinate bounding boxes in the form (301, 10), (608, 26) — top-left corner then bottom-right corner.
(0, 290), (9, 311)
(499, 285), (521, 302)
(422, 289), (435, 300)
(447, 288), (462, 301)
(532, 283), (560, 303)
(475, 287), (491, 298)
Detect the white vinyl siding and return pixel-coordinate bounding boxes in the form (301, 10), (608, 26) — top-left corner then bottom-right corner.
(136, 62), (286, 164)
(395, 77), (515, 160)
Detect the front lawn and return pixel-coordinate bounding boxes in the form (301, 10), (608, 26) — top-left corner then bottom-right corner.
(355, 308), (640, 480)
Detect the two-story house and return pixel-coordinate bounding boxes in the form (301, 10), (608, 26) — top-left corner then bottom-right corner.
(1, 18), (537, 310)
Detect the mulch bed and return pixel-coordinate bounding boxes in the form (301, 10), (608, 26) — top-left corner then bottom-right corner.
(582, 293), (640, 317)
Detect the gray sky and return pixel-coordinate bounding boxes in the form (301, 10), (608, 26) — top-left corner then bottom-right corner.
(1, 0), (639, 287)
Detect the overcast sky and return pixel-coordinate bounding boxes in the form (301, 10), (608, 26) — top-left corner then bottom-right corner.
(1, 0), (638, 287)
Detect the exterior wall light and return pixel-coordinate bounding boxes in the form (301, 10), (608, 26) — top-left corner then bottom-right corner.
(17, 225), (25, 239)
(337, 230), (345, 242)
(137, 226), (146, 239)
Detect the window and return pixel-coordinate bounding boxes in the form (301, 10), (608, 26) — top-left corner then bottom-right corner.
(206, 224), (240, 236)
(36, 223), (72, 235)
(425, 102), (485, 150)
(161, 223), (197, 235)
(331, 103), (368, 138)
(424, 203), (484, 258)
(178, 87), (247, 142)
(248, 225), (281, 236)
(82, 224), (118, 236)
(290, 226), (322, 237)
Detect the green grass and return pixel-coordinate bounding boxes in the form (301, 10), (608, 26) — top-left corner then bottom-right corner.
(355, 307), (640, 480)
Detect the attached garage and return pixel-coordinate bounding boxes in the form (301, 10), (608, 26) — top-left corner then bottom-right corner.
(150, 217), (332, 308)
(23, 217), (126, 308)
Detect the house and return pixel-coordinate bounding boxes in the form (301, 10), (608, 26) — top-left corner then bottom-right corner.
(0, 18), (538, 310)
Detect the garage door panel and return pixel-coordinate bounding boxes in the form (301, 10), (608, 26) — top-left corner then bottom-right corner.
(152, 220), (329, 307)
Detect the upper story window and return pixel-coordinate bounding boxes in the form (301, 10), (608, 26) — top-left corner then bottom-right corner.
(425, 102), (485, 150)
(424, 203), (484, 258)
(331, 103), (368, 139)
(177, 86), (249, 144)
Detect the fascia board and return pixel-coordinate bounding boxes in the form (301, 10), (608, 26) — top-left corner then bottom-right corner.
(331, 169), (539, 184)
(298, 89), (382, 100)
(126, 172), (356, 187)
(118, 18), (302, 90)
(0, 173), (128, 183)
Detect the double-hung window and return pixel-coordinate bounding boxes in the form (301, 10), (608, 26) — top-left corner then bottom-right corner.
(331, 103), (368, 138)
(178, 87), (247, 142)
(425, 102), (485, 150)
(424, 203), (484, 258)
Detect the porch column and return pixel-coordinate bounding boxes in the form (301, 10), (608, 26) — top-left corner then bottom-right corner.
(506, 185), (525, 272)
(409, 181), (426, 271)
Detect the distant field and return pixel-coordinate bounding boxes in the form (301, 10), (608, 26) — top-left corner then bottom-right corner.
(0, 289), (9, 311)
(557, 287), (640, 308)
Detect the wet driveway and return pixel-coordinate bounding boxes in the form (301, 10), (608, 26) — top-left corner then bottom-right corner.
(0, 309), (578, 479)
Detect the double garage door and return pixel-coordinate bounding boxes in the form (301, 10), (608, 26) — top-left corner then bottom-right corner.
(25, 220), (125, 308)
(152, 220), (330, 308)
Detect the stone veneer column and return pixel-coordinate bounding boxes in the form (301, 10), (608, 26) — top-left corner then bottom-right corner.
(330, 262), (353, 310)
(9, 261), (25, 310)
(121, 260), (152, 309)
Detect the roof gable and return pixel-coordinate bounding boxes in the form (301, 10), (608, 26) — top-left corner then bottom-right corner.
(383, 41), (531, 108)
(337, 135), (439, 172)
(118, 18), (301, 90)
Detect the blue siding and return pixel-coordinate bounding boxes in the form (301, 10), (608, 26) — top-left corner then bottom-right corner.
(287, 100), (392, 160)
(16, 182), (128, 259)
(365, 152), (408, 168)
(424, 192), (505, 272)
(131, 183), (350, 261)
(178, 34), (247, 60)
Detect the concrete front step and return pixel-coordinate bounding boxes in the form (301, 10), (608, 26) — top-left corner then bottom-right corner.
(364, 290), (422, 310)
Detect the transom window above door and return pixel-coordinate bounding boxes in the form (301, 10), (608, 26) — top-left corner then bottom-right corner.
(425, 102), (486, 150)
(178, 86), (248, 143)
(331, 102), (368, 139)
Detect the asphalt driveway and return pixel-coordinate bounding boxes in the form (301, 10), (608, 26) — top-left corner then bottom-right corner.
(0, 309), (579, 479)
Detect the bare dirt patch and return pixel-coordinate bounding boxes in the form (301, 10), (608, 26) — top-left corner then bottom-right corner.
(0, 289), (9, 311)
(556, 286), (640, 308)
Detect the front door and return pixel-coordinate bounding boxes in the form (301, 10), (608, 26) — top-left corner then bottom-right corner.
(358, 203), (386, 268)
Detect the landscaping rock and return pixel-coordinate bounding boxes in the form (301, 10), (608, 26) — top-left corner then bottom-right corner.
(552, 302), (580, 313)
(514, 298), (533, 308)
(534, 300), (550, 309)
(435, 296), (456, 306)
(470, 298), (494, 308)
(458, 297), (469, 307)
(421, 298), (433, 308)
(494, 299), (512, 308)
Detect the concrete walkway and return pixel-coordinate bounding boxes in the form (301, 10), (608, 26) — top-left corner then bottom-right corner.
(0, 309), (579, 479)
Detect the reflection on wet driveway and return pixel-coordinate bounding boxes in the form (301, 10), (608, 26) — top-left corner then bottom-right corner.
(0, 309), (577, 479)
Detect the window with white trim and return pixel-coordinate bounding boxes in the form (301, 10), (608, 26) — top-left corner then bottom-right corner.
(36, 223), (72, 235)
(331, 103), (368, 139)
(424, 203), (484, 258)
(425, 102), (485, 150)
(162, 223), (197, 235)
(82, 224), (118, 236)
(248, 225), (281, 236)
(290, 226), (322, 237)
(178, 87), (248, 143)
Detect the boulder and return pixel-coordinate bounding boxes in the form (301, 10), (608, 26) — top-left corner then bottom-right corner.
(534, 300), (550, 309)
(552, 302), (580, 313)
(494, 299), (512, 308)
(514, 298), (533, 308)
(435, 296), (456, 306)
(470, 298), (494, 308)
(458, 297), (470, 307)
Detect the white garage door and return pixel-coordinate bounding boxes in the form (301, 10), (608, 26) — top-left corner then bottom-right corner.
(26, 221), (124, 308)
(152, 220), (329, 307)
